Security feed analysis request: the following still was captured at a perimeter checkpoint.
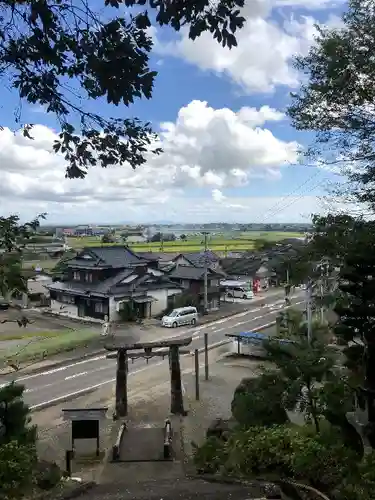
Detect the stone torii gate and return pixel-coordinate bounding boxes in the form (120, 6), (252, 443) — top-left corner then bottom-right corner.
(105, 336), (193, 418)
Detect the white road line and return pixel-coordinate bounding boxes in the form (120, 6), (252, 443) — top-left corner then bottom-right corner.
(29, 361), (166, 410)
(14, 295), (306, 390)
(213, 327), (225, 333)
(29, 315), (291, 410)
(192, 335), (200, 340)
(64, 371), (88, 381)
(12, 354), (107, 383)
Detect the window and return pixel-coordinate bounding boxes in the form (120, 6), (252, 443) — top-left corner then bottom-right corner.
(60, 294), (75, 304)
(73, 271), (80, 281)
(85, 273), (93, 283)
(94, 301), (108, 314)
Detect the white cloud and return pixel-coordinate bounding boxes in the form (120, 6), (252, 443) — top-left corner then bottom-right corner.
(212, 189), (226, 202)
(153, 3), (342, 94)
(0, 100), (299, 222)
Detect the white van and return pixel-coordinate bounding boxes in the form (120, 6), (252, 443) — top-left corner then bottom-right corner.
(221, 280), (254, 300)
(161, 306), (199, 328)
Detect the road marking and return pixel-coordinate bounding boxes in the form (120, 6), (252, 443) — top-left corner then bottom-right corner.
(213, 327), (225, 333)
(64, 371), (88, 381)
(29, 361), (166, 410)
(232, 321), (248, 327)
(192, 334), (200, 340)
(29, 319), (285, 410)
(10, 354), (107, 383)
(12, 295), (306, 390)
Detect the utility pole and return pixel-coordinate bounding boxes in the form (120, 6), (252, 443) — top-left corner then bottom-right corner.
(161, 232), (164, 252)
(202, 232), (209, 314)
(306, 280), (313, 344)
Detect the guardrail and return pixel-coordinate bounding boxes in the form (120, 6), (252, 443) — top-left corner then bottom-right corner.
(163, 418), (173, 459)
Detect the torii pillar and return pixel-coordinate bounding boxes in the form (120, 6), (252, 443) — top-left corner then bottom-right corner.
(106, 336), (193, 419)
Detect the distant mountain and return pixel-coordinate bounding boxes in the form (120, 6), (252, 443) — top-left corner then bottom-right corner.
(149, 220), (175, 225)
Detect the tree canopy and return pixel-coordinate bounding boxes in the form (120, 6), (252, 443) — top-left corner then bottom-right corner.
(287, 0), (375, 207)
(0, 0), (245, 179)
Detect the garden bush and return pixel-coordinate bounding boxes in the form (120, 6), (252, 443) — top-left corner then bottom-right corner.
(192, 436), (227, 474)
(0, 441), (36, 498)
(231, 374), (289, 428)
(193, 422), (362, 496)
(34, 460), (62, 490)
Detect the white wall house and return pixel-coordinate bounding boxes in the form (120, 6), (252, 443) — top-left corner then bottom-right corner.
(108, 286), (182, 321)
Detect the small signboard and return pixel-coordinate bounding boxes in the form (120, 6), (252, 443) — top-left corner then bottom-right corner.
(62, 407), (108, 457)
(72, 419), (99, 441)
(62, 407), (108, 421)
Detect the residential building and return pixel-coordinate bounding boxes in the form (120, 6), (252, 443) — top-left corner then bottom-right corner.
(166, 264), (224, 311)
(220, 257), (275, 290)
(172, 251), (220, 269)
(47, 246), (183, 322)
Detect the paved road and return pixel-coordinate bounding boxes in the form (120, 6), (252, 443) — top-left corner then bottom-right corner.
(2, 292), (305, 409)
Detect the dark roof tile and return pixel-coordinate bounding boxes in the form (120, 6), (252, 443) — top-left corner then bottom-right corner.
(67, 246), (148, 269)
(167, 265), (220, 281)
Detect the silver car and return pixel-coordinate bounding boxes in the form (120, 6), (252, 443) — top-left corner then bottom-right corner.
(162, 306), (198, 328)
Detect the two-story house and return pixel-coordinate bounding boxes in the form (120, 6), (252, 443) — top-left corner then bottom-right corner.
(47, 246), (183, 322)
(166, 265), (224, 311)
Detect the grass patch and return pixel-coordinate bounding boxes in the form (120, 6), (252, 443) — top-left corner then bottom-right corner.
(0, 330), (60, 341)
(0, 329), (99, 365)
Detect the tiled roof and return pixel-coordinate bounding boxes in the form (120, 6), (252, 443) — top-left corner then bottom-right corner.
(67, 246), (148, 269)
(48, 269), (181, 297)
(167, 265), (219, 281)
(174, 251), (219, 267)
(220, 258), (264, 277)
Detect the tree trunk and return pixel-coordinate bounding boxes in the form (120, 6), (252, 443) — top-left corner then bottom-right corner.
(169, 346), (186, 415)
(115, 349), (128, 418)
(306, 382), (320, 433)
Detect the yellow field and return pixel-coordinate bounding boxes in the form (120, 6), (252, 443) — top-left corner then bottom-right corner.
(66, 231), (304, 254)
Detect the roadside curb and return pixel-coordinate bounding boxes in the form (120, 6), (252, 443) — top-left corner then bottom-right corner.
(0, 349), (107, 378)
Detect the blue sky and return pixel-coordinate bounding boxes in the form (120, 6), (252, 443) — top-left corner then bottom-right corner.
(0, 0), (348, 224)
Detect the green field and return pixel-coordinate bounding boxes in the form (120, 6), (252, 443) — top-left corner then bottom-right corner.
(0, 329), (98, 366)
(67, 231), (304, 253)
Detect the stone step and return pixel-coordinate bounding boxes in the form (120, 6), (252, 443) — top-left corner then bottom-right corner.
(81, 478), (267, 500)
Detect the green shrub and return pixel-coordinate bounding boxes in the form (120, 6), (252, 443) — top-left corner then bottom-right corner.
(289, 427), (357, 491)
(193, 422), (360, 494)
(34, 460), (62, 490)
(0, 441), (36, 498)
(223, 425), (294, 478)
(335, 451), (375, 500)
(231, 374), (289, 428)
(192, 436), (226, 474)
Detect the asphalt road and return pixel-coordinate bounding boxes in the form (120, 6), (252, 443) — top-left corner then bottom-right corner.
(3, 292), (305, 410)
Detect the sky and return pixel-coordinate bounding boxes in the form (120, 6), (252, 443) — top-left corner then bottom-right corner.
(0, 0), (350, 225)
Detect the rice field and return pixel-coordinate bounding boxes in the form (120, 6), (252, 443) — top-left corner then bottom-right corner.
(66, 231), (304, 253)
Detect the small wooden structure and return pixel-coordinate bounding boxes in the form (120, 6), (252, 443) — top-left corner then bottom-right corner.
(105, 336), (192, 418)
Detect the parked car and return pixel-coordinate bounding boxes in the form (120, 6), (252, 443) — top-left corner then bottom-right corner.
(221, 280), (254, 299)
(162, 306), (198, 328)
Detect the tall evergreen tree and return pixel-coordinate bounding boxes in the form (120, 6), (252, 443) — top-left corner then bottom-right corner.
(333, 220), (375, 444)
(287, 0), (375, 208)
